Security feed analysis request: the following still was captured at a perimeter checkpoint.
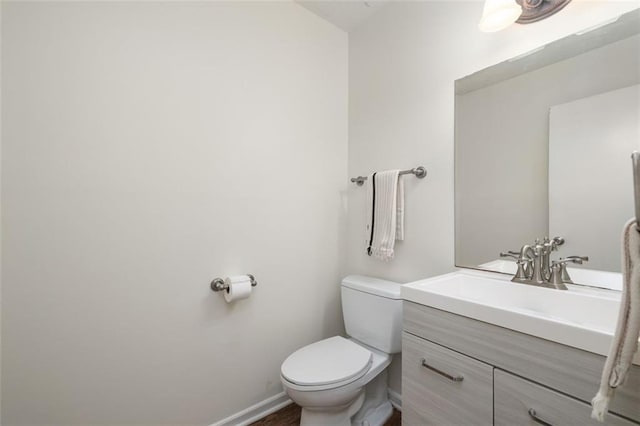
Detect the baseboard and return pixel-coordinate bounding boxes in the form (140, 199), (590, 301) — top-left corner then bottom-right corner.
(388, 388), (402, 411)
(211, 387), (400, 426)
(210, 392), (292, 426)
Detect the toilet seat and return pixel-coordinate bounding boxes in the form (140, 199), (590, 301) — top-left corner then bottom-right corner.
(281, 336), (373, 388)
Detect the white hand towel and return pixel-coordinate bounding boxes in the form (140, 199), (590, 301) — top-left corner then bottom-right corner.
(365, 170), (404, 261)
(396, 175), (405, 241)
(592, 218), (640, 421)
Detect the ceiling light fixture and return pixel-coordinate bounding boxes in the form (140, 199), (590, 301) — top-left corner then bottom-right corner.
(479, 0), (573, 33)
(479, 0), (523, 32)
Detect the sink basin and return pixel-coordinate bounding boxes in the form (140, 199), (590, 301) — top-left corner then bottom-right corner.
(401, 269), (638, 364)
(479, 259), (623, 291)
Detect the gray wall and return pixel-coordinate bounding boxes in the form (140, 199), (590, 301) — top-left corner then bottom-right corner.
(455, 34), (640, 268)
(1, 2), (347, 424)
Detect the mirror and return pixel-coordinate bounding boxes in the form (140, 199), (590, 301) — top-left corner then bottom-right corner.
(455, 10), (640, 289)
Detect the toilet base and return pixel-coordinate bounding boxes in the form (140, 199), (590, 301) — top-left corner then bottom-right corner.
(355, 401), (393, 426)
(300, 392), (365, 426)
(352, 369), (393, 426)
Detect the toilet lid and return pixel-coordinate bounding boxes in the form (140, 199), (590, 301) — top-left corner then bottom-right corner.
(281, 336), (373, 386)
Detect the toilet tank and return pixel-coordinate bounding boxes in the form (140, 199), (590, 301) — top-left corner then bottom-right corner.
(341, 275), (403, 354)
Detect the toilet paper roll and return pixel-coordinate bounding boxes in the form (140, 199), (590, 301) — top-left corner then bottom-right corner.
(223, 275), (253, 303)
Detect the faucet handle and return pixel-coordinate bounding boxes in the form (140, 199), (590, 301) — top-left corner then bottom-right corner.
(546, 236), (565, 252)
(500, 251), (520, 260)
(550, 256), (587, 286)
(556, 255), (589, 265)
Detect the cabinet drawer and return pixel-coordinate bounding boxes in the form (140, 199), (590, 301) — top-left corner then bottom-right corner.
(495, 369), (638, 426)
(402, 332), (493, 426)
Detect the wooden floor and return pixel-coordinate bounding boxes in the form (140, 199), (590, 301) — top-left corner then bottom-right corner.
(250, 403), (401, 426)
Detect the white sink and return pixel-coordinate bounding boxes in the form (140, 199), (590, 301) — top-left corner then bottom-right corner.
(401, 269), (638, 364)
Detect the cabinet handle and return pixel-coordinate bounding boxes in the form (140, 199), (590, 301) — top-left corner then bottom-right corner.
(528, 408), (554, 426)
(420, 358), (464, 382)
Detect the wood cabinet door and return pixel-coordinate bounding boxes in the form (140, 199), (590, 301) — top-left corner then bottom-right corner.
(402, 332), (493, 426)
(495, 369), (638, 426)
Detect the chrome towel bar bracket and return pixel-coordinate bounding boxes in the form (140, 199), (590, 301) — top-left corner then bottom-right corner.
(211, 274), (258, 292)
(350, 166), (427, 186)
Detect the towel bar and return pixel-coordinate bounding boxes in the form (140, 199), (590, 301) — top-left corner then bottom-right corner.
(350, 166), (427, 186)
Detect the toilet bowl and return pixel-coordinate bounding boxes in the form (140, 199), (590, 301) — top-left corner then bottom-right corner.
(280, 276), (402, 426)
(281, 337), (393, 426)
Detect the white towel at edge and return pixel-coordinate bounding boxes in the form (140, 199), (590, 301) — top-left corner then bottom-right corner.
(592, 218), (640, 421)
(364, 170), (404, 261)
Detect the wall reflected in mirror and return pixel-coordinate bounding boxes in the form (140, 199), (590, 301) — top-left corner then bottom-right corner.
(455, 10), (640, 289)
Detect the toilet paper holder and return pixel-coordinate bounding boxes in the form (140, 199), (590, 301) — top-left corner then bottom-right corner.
(210, 274), (258, 292)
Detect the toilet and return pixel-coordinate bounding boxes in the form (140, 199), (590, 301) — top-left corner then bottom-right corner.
(280, 275), (402, 426)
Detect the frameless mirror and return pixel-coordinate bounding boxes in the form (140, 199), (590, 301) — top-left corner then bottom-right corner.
(455, 10), (640, 290)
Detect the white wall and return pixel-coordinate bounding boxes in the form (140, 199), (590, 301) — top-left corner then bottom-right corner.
(1, 2), (347, 425)
(348, 0), (640, 395)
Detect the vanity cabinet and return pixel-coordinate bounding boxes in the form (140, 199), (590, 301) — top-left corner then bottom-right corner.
(402, 301), (640, 425)
(403, 332), (493, 425)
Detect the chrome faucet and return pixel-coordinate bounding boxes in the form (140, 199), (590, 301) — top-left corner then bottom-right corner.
(501, 237), (587, 290)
